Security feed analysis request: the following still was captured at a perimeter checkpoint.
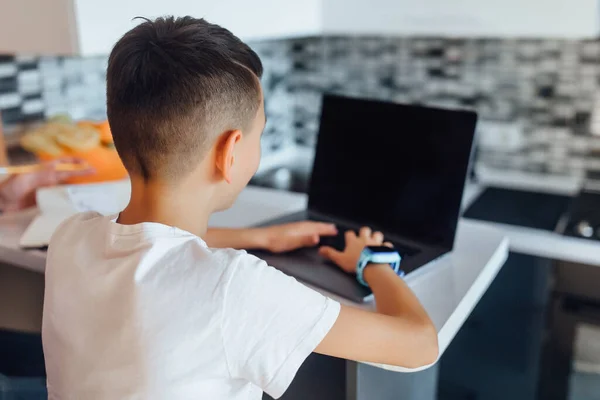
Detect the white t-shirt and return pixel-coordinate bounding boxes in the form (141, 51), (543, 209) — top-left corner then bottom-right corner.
(43, 212), (340, 400)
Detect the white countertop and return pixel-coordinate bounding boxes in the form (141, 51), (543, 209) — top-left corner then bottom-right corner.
(0, 185), (509, 373)
(1, 168), (598, 369)
(464, 168), (600, 267)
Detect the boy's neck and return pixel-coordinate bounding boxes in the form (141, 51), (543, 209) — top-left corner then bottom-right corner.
(118, 177), (212, 237)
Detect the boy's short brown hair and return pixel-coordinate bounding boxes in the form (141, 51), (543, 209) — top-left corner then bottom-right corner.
(106, 16), (263, 181)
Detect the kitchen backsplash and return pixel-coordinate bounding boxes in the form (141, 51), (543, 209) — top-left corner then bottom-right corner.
(0, 54), (107, 123)
(3, 36), (600, 176)
(252, 36), (600, 178)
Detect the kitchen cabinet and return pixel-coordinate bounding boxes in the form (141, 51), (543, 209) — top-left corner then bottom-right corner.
(539, 260), (600, 400)
(438, 253), (553, 400)
(0, 0), (321, 55)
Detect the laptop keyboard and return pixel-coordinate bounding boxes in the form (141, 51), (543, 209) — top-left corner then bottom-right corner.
(318, 225), (420, 258)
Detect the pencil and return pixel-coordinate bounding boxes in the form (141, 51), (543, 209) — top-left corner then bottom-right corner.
(0, 163), (89, 175)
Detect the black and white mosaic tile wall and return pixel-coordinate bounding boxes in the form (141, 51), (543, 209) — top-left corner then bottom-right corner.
(0, 55), (107, 125)
(3, 36), (600, 177)
(252, 37), (600, 178)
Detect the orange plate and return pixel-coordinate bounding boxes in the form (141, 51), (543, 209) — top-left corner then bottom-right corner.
(38, 146), (128, 184)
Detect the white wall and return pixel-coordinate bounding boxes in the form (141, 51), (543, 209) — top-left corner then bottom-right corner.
(74, 0), (322, 55)
(323, 0), (599, 38)
(3, 0), (598, 56)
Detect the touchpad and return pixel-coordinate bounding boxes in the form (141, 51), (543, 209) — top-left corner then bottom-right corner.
(250, 248), (372, 302)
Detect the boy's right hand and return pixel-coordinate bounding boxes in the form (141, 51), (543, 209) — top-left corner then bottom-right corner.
(319, 227), (392, 273)
(316, 226), (439, 368)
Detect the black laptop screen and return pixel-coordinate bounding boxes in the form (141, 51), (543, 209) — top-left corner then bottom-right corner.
(308, 95), (477, 249)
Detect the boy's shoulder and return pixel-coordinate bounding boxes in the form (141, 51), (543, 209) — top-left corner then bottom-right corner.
(50, 211), (266, 265)
(205, 247), (270, 274)
(48, 212), (273, 273)
(50, 211), (103, 242)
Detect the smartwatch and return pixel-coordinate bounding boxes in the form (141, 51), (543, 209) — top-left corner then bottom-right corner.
(356, 246), (402, 287)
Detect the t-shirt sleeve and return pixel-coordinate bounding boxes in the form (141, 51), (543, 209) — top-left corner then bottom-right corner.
(221, 252), (340, 399)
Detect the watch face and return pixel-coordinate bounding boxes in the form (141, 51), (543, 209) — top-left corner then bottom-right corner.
(367, 246), (397, 253)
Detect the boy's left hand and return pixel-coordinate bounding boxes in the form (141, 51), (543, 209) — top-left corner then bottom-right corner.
(259, 221), (337, 253)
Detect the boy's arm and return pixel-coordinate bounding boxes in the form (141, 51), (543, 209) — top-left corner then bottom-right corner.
(204, 222), (337, 252)
(204, 227), (262, 249)
(316, 228), (439, 369)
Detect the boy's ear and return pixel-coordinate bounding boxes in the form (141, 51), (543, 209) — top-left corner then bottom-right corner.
(215, 130), (242, 184)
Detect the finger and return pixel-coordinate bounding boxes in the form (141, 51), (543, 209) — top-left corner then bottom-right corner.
(372, 231), (384, 243)
(39, 159), (63, 174)
(295, 221), (337, 235)
(55, 167), (96, 182)
(310, 222), (338, 236)
(383, 242), (394, 248)
(359, 226), (371, 238)
(44, 159), (62, 167)
(55, 157), (88, 165)
(345, 230), (356, 242)
(45, 157), (89, 171)
(318, 246), (345, 265)
(302, 233), (320, 247)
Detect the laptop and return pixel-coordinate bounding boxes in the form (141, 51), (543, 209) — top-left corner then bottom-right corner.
(251, 94), (478, 302)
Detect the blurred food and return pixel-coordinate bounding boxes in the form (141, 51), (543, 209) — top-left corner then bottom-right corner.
(55, 125), (100, 151)
(97, 121), (113, 144)
(20, 129), (63, 156)
(77, 120), (113, 144)
(20, 116), (127, 184)
(48, 114), (72, 124)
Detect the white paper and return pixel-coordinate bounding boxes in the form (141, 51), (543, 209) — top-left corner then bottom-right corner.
(19, 180), (130, 248)
(66, 181), (130, 215)
(20, 212), (77, 248)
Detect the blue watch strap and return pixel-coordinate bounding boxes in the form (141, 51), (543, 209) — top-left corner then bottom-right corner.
(356, 247), (402, 287)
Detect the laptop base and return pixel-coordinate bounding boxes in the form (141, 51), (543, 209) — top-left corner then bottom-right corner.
(251, 211), (447, 303)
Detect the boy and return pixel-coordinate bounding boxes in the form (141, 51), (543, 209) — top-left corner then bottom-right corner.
(43, 16), (438, 399)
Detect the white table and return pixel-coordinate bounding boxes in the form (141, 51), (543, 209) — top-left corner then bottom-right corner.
(0, 168), (596, 398)
(0, 186), (507, 364)
(0, 183), (508, 400)
(0, 185), (508, 400)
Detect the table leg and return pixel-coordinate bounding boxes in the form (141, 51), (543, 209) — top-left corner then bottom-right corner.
(346, 361), (438, 400)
